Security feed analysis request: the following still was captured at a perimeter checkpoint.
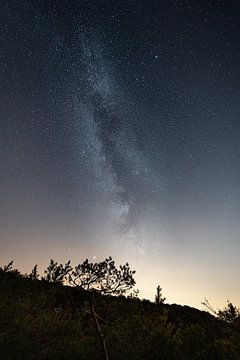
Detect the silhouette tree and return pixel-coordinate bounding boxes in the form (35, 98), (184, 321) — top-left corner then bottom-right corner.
(42, 256), (136, 360)
(69, 256), (136, 294)
(28, 265), (39, 280)
(69, 256), (136, 360)
(155, 285), (166, 304)
(218, 301), (240, 327)
(202, 298), (240, 327)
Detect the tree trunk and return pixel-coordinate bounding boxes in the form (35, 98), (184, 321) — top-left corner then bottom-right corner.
(90, 293), (109, 360)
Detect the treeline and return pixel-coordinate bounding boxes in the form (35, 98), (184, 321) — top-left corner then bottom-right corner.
(0, 259), (240, 359)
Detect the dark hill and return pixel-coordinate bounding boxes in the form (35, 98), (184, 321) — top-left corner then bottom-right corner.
(0, 269), (239, 359)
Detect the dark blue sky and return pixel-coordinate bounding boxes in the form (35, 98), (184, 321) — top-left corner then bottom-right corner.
(1, 0), (240, 307)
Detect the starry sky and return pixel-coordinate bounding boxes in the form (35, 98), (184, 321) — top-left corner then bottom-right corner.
(1, 0), (240, 309)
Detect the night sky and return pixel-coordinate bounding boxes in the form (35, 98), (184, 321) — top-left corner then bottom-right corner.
(1, 0), (240, 308)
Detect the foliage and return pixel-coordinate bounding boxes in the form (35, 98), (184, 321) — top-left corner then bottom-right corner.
(69, 256), (136, 295)
(43, 259), (72, 283)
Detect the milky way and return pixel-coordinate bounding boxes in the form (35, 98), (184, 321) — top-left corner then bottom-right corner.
(64, 31), (164, 254)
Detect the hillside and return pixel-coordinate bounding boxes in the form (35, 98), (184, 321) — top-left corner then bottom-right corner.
(1, 269), (240, 359)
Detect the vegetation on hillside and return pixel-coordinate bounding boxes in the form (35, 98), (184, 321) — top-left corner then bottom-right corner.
(0, 259), (240, 359)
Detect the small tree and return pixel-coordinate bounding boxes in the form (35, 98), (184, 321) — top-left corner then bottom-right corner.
(218, 301), (240, 324)
(202, 298), (240, 327)
(155, 285), (166, 304)
(69, 257), (136, 360)
(43, 256), (136, 360)
(28, 265), (39, 280)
